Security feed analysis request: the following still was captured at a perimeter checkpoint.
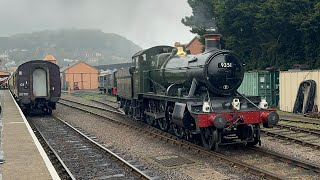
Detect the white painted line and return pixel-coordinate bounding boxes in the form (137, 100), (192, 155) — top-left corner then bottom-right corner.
(7, 122), (24, 124)
(9, 91), (61, 180)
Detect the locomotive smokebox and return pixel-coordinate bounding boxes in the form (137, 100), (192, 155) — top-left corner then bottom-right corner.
(204, 31), (222, 53)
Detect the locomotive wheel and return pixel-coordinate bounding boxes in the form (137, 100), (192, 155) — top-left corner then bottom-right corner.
(158, 118), (170, 131)
(146, 115), (155, 126)
(247, 126), (261, 147)
(172, 124), (184, 139)
(124, 102), (131, 115)
(201, 127), (218, 150)
(124, 105), (129, 115)
(45, 108), (52, 115)
(48, 108), (52, 115)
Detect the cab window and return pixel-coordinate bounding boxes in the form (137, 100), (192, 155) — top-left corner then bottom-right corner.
(135, 57), (139, 69)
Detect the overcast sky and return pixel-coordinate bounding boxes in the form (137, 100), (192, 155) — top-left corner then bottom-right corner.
(0, 0), (195, 48)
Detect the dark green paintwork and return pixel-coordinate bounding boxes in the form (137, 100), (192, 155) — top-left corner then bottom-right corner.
(237, 71), (279, 106)
(131, 46), (175, 98)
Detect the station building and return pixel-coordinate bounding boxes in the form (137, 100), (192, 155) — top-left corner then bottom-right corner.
(43, 54), (57, 64)
(0, 71), (10, 78)
(184, 36), (204, 55)
(60, 61), (99, 90)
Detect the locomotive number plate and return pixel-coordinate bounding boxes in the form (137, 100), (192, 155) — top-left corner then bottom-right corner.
(218, 62), (233, 68)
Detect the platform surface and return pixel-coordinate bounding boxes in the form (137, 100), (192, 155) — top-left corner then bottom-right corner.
(0, 90), (59, 180)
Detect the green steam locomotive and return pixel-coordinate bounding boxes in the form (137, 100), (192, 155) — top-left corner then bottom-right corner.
(116, 31), (279, 150)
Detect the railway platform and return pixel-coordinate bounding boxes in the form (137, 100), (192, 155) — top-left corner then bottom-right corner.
(0, 90), (59, 180)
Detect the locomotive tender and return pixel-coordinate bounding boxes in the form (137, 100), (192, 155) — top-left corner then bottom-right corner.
(8, 60), (61, 114)
(116, 31), (279, 150)
(98, 70), (117, 95)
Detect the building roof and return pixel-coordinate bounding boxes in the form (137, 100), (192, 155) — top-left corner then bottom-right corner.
(0, 71), (10, 76)
(43, 54), (57, 61)
(185, 36), (201, 49)
(94, 62), (133, 71)
(60, 61), (98, 72)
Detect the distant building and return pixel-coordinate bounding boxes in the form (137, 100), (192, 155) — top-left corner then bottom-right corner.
(94, 62), (132, 72)
(44, 54), (57, 64)
(0, 71), (10, 78)
(60, 61), (99, 90)
(185, 36), (204, 55)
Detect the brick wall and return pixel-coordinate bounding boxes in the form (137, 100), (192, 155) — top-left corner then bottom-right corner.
(63, 62), (98, 90)
(186, 38), (204, 55)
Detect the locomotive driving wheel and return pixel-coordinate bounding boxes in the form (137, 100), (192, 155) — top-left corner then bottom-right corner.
(124, 104), (129, 115)
(247, 125), (261, 147)
(201, 127), (219, 150)
(172, 124), (185, 139)
(124, 101), (132, 115)
(46, 108), (52, 115)
(158, 118), (170, 131)
(145, 115), (156, 126)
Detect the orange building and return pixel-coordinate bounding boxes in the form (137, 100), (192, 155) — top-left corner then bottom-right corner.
(43, 54), (57, 64)
(185, 36), (204, 55)
(60, 61), (99, 90)
(0, 71), (10, 78)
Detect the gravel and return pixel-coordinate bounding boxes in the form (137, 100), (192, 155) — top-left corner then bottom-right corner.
(56, 95), (320, 179)
(260, 135), (320, 165)
(53, 102), (258, 179)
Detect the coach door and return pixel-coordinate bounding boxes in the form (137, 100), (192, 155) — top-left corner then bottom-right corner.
(33, 68), (48, 97)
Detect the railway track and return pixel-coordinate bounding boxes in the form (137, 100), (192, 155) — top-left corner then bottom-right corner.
(28, 115), (155, 179)
(261, 126), (320, 150)
(91, 99), (120, 112)
(57, 97), (320, 179)
(60, 98), (124, 116)
(257, 117), (320, 150)
(275, 123), (320, 136)
(101, 97), (118, 105)
(280, 117), (320, 126)
(29, 117), (75, 179)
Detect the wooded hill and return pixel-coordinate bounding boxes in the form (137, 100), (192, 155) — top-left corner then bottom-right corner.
(0, 29), (141, 67)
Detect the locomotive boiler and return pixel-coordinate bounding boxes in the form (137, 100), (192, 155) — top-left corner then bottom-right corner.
(8, 60), (61, 114)
(116, 31), (279, 150)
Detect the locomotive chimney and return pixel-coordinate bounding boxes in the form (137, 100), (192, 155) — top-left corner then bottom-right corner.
(204, 30), (222, 53)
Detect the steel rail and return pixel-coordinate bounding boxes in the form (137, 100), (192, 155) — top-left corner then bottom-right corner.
(275, 124), (320, 136)
(280, 118), (320, 126)
(53, 116), (153, 180)
(261, 129), (320, 150)
(59, 98), (124, 115)
(57, 100), (288, 179)
(249, 147), (320, 173)
(29, 119), (76, 180)
(58, 99), (320, 178)
(90, 99), (120, 112)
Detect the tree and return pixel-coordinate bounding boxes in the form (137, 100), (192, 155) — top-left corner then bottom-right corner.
(183, 0), (320, 70)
